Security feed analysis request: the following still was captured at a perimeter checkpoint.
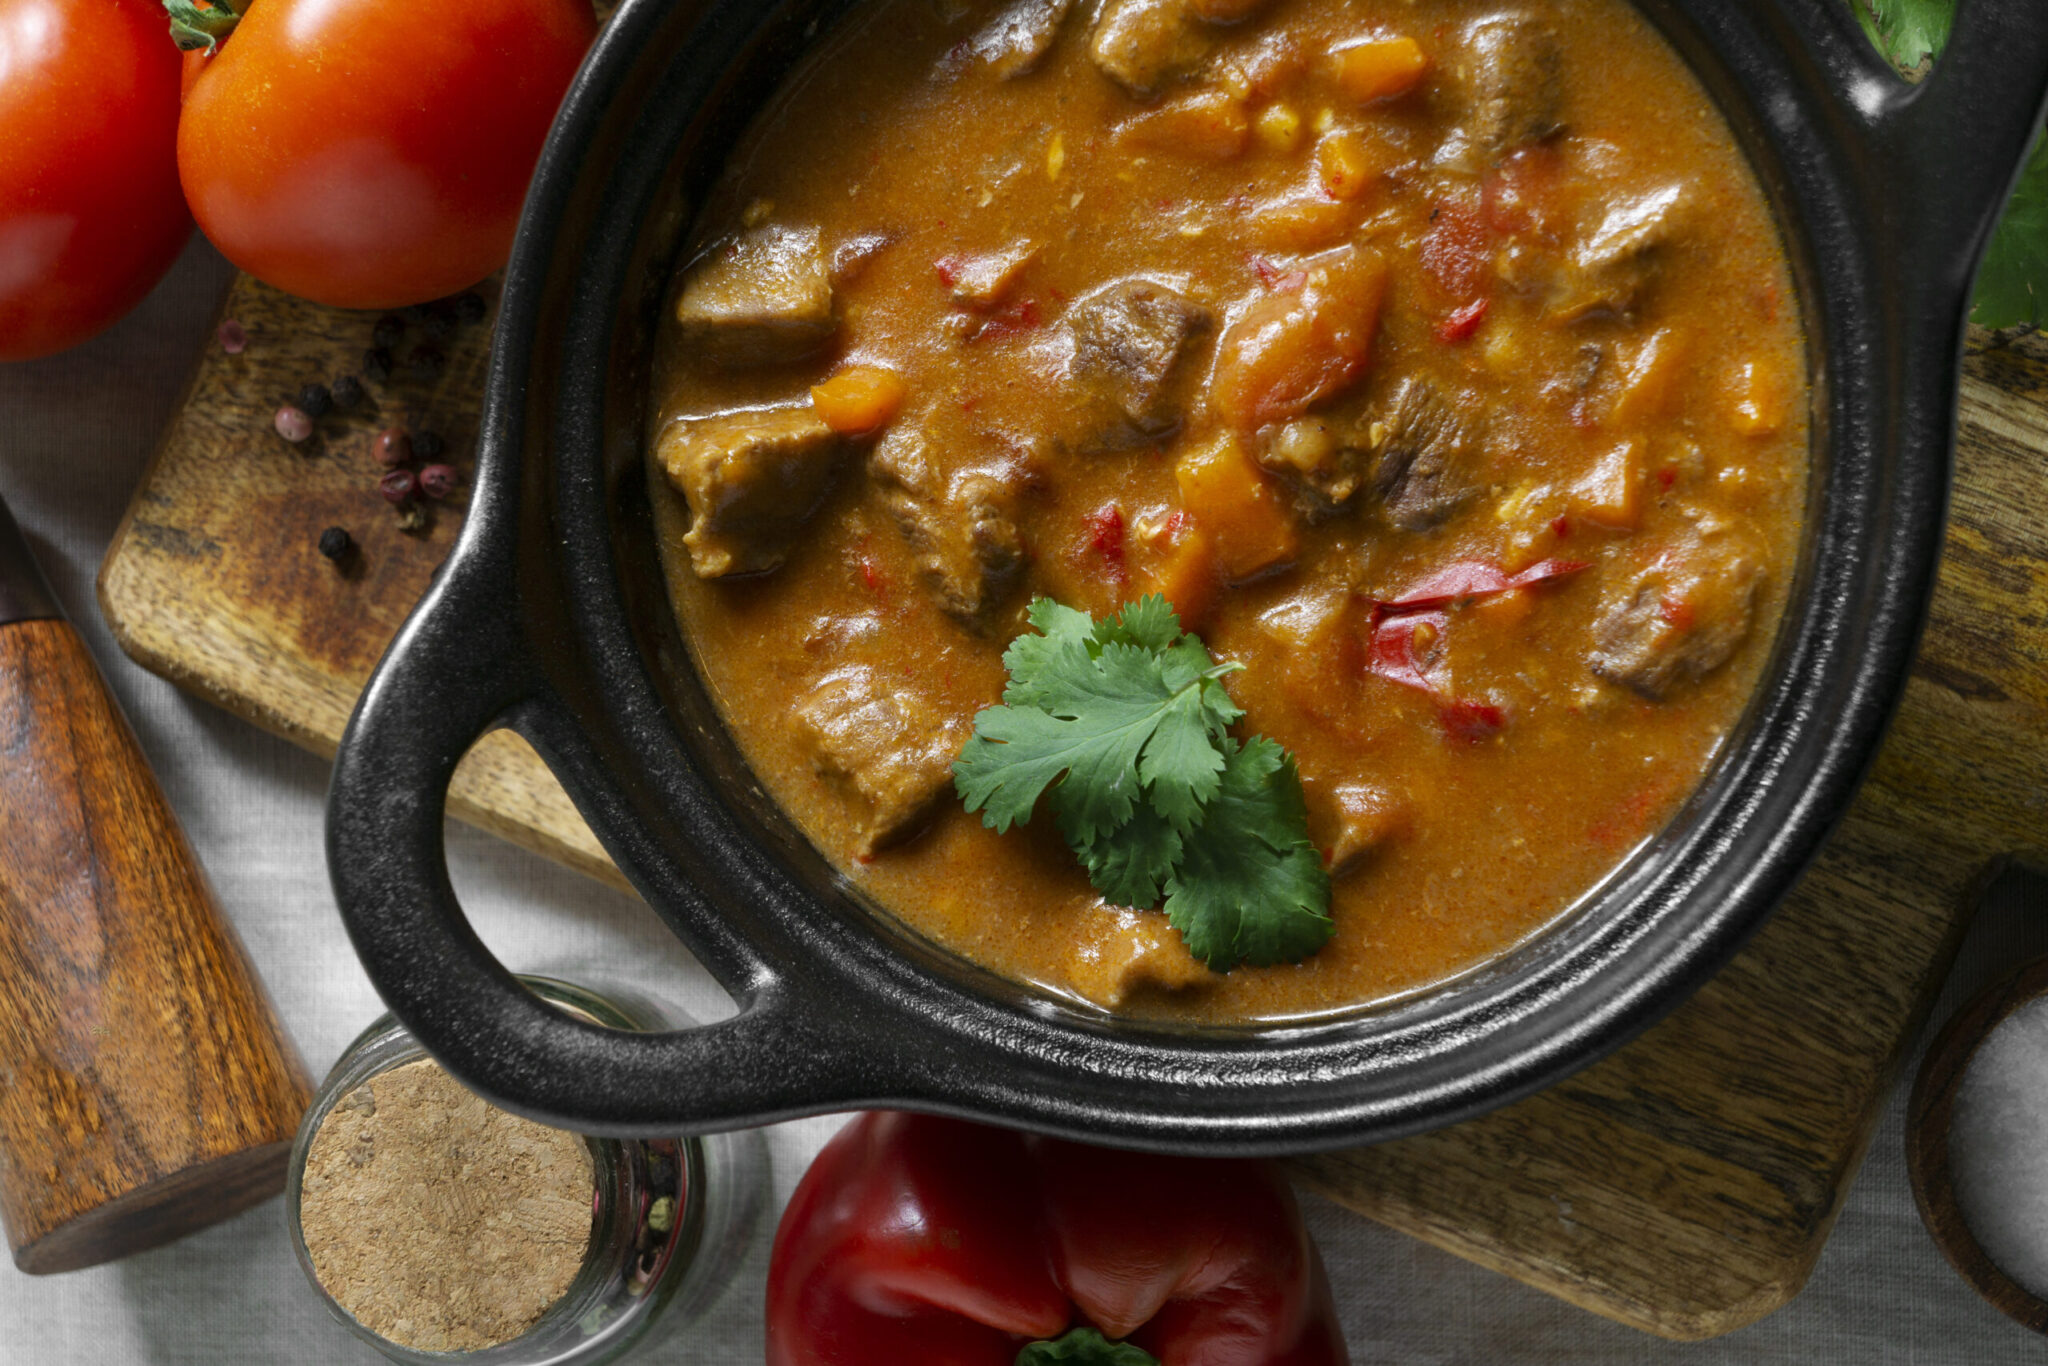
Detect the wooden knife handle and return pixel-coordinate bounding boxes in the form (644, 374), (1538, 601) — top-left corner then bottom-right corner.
(0, 618), (312, 1273)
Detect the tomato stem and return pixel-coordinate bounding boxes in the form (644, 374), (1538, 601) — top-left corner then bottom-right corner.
(164, 0), (239, 53)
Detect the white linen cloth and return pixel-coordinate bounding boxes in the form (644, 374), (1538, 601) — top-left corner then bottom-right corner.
(0, 238), (2041, 1364)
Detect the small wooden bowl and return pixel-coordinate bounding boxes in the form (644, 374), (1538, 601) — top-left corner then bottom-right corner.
(1907, 954), (2048, 1333)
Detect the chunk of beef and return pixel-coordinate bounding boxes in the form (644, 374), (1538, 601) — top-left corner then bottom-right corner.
(1258, 414), (1370, 513)
(1065, 277), (1210, 447)
(656, 405), (843, 578)
(1065, 906), (1213, 1009)
(869, 426), (1026, 625)
(1549, 184), (1684, 324)
(794, 667), (967, 855)
(673, 225), (835, 366)
(970, 0), (1075, 79)
(1309, 781), (1408, 878)
(1589, 537), (1761, 698)
(944, 241), (1039, 309)
(1455, 13), (1563, 156)
(1090, 0), (1211, 96)
(1370, 377), (1482, 530)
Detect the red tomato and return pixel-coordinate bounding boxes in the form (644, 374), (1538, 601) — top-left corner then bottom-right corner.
(178, 0), (596, 309)
(0, 0), (190, 362)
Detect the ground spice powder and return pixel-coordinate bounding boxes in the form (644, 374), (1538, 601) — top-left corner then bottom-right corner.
(298, 1058), (596, 1352)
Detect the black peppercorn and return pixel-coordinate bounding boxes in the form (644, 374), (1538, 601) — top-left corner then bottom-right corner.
(317, 527), (354, 561)
(418, 463), (457, 500)
(412, 429), (445, 462)
(372, 314), (406, 350)
(379, 469), (418, 504)
(420, 300), (456, 340)
(330, 373), (366, 410)
(405, 345), (445, 381)
(453, 291), (487, 325)
(400, 303), (431, 326)
(363, 347), (393, 383)
(297, 382), (333, 418)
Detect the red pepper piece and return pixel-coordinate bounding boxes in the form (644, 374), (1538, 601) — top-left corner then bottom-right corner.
(766, 1112), (1350, 1366)
(1364, 608), (1446, 693)
(1434, 296), (1489, 344)
(1374, 557), (1588, 615)
(1439, 697), (1506, 742)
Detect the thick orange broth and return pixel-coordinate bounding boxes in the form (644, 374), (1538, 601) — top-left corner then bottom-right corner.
(646, 0), (1807, 1020)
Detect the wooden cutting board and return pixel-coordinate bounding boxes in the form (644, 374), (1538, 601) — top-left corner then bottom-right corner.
(99, 270), (2048, 1339)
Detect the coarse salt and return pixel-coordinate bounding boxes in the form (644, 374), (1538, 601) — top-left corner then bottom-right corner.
(1950, 993), (2048, 1298)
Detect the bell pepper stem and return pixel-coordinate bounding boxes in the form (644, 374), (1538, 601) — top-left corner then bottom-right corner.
(1015, 1327), (1161, 1366)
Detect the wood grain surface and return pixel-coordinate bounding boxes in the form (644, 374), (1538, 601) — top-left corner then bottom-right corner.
(0, 618), (313, 1273)
(98, 270), (2048, 1336)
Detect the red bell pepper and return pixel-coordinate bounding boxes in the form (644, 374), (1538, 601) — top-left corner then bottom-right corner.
(767, 1111), (1350, 1366)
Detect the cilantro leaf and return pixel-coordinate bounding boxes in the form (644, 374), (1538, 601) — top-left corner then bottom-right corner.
(1975, 127), (2048, 330)
(955, 597), (1334, 974)
(1066, 803), (1183, 909)
(953, 597), (1239, 839)
(1854, 0), (1950, 74)
(1163, 737), (1334, 971)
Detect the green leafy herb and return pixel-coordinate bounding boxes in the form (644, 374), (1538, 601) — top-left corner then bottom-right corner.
(954, 596), (1333, 972)
(1163, 736), (1333, 971)
(1851, 0), (2046, 329)
(1854, 0), (1950, 72)
(1975, 130), (2048, 330)
(1015, 1327), (1161, 1366)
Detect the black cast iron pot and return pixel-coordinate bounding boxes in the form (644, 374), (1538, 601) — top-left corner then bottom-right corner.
(328, 0), (2048, 1152)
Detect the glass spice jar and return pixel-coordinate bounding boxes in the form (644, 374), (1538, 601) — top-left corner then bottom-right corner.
(285, 975), (768, 1366)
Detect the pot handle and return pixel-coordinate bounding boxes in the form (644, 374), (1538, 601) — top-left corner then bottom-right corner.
(327, 561), (875, 1135)
(1862, 0), (2048, 283)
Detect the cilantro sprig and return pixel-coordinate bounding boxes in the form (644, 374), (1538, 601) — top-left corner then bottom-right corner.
(1853, 0), (2046, 330)
(953, 596), (1333, 973)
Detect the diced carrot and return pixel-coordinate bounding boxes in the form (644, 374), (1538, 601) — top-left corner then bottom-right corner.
(1328, 37), (1429, 104)
(1173, 435), (1299, 581)
(1212, 246), (1387, 429)
(810, 367), (906, 435)
(1116, 91), (1251, 161)
(1247, 195), (1353, 252)
(1315, 128), (1375, 201)
(1139, 522), (1220, 630)
(1571, 439), (1641, 530)
(1608, 327), (1689, 426)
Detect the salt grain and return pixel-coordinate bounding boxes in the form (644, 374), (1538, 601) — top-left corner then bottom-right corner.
(1950, 994), (2048, 1298)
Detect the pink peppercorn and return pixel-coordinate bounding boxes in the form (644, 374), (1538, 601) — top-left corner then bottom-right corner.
(219, 319), (247, 354)
(379, 469), (418, 504)
(274, 405), (313, 442)
(374, 427), (413, 468)
(418, 463), (457, 500)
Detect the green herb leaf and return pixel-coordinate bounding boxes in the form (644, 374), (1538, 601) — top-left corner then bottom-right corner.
(1164, 736), (1334, 970)
(954, 597), (1333, 973)
(954, 596), (1239, 841)
(1016, 1327), (1161, 1366)
(1854, 0), (1951, 75)
(1066, 803), (1183, 909)
(1975, 127), (2048, 330)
